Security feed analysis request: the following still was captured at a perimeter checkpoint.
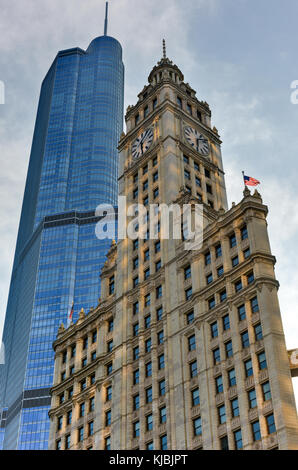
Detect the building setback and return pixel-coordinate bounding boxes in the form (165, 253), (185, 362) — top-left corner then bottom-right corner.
(48, 48), (298, 450)
(0, 6), (124, 450)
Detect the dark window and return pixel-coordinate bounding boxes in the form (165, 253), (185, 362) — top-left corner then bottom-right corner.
(223, 314), (230, 330)
(185, 287), (192, 301)
(251, 296), (259, 313)
(258, 352), (267, 370)
(159, 379), (166, 396)
(247, 271), (254, 284)
(190, 360), (198, 378)
(146, 414), (153, 431)
(208, 297), (215, 310)
(248, 389), (257, 408)
(160, 434), (167, 450)
(235, 279), (243, 292)
(153, 171), (158, 182)
(78, 426), (84, 442)
(215, 244), (222, 258)
(262, 381), (271, 401)
(193, 417), (202, 436)
(229, 233), (237, 248)
(206, 183), (212, 194)
(160, 406), (167, 424)
(92, 330), (97, 343)
(133, 394), (140, 410)
(184, 265), (191, 280)
(177, 96), (183, 109)
(188, 334), (196, 351)
(245, 359), (253, 377)
(206, 273), (213, 285)
(205, 168), (210, 178)
(107, 363), (113, 375)
(234, 430), (243, 450)
(106, 386), (112, 402)
(155, 260), (162, 272)
(216, 375), (223, 394)
(155, 240), (161, 253)
(105, 410), (111, 427)
(225, 340), (233, 358)
(133, 323), (139, 337)
(254, 323), (263, 341)
(218, 405), (226, 424)
(109, 275), (115, 295)
(146, 387), (153, 403)
(231, 398), (239, 417)
(187, 310), (194, 324)
(133, 421), (140, 438)
(145, 293), (151, 307)
(156, 306), (163, 321)
(220, 289), (227, 302)
(238, 304), (246, 321)
(244, 247), (251, 259)
(145, 315), (151, 329)
(220, 436), (229, 450)
(133, 369), (139, 385)
(108, 319), (114, 332)
(146, 362), (152, 377)
(228, 369), (236, 387)
(241, 331), (250, 349)
(232, 255), (239, 267)
(133, 301), (139, 315)
(88, 421), (94, 437)
(158, 330), (164, 345)
(266, 414), (276, 434)
(145, 338), (152, 353)
(205, 251), (211, 265)
(156, 285), (162, 299)
(252, 420), (261, 441)
(213, 348), (221, 365)
(57, 416), (63, 431)
(105, 436), (111, 450)
(133, 239), (139, 251)
(241, 225), (248, 240)
(144, 268), (150, 280)
(211, 322), (218, 338)
(158, 354), (165, 370)
(133, 346), (139, 360)
(89, 397), (95, 412)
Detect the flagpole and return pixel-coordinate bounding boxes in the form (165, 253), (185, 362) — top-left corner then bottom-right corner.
(242, 171), (246, 188)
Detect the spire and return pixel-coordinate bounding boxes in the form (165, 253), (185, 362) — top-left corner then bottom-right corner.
(162, 39), (166, 59)
(104, 2), (109, 36)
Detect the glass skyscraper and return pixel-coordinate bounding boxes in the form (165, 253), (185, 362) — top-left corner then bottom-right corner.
(0, 6), (124, 449)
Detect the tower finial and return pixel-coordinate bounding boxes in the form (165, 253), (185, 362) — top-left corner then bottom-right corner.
(104, 2), (109, 36)
(162, 39), (166, 59)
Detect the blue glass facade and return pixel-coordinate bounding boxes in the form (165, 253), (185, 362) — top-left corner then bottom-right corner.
(0, 33), (124, 449)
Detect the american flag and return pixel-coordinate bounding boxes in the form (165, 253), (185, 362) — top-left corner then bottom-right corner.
(67, 301), (74, 327)
(244, 174), (260, 187)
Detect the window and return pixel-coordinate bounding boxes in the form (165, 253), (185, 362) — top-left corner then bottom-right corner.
(228, 369), (236, 387)
(133, 421), (140, 438)
(105, 436), (111, 450)
(108, 319), (114, 332)
(185, 287), (192, 300)
(213, 348), (221, 365)
(195, 176), (201, 187)
(133, 323), (139, 337)
(88, 421), (94, 436)
(153, 98), (158, 110)
(155, 240), (161, 253)
(241, 225), (248, 240)
(206, 273), (213, 285)
(61, 371), (66, 381)
(106, 340), (113, 353)
(258, 351), (267, 370)
(218, 405), (226, 424)
(158, 330), (164, 345)
(188, 334), (196, 351)
(190, 360), (198, 378)
(147, 441), (154, 450)
(106, 386), (112, 402)
(146, 414), (153, 432)
(220, 436), (229, 450)
(158, 354), (165, 370)
(90, 373), (95, 385)
(145, 293), (151, 307)
(143, 195), (149, 206)
(187, 103), (192, 115)
(80, 379), (86, 392)
(194, 161), (200, 171)
(160, 434), (167, 450)
(133, 239), (139, 251)
(89, 396), (95, 412)
(79, 402), (85, 418)
(145, 338), (152, 353)
(177, 96), (183, 108)
(146, 387), (153, 403)
(193, 417), (202, 436)
(262, 381), (271, 401)
(159, 379), (166, 396)
(144, 268), (150, 280)
(57, 416), (63, 431)
(155, 260), (162, 272)
(153, 171), (158, 182)
(205, 251), (211, 265)
(241, 331), (250, 349)
(67, 410), (72, 425)
(211, 321), (218, 338)
(192, 388), (200, 406)
(133, 173), (138, 184)
(235, 279), (242, 292)
(160, 406), (167, 424)
(184, 265), (191, 280)
(109, 276), (115, 295)
(187, 310), (194, 324)
(145, 315), (151, 329)
(205, 168), (210, 178)
(225, 340), (233, 358)
(245, 359), (253, 377)
(156, 306), (163, 321)
(153, 187), (159, 199)
(146, 362), (152, 377)
(133, 257), (139, 270)
(231, 398), (239, 417)
(59, 393), (65, 404)
(232, 255), (239, 267)
(144, 105), (149, 118)
(133, 346), (139, 361)
(65, 434), (71, 450)
(247, 271), (254, 284)
(133, 187), (138, 199)
(238, 304), (246, 321)
(156, 285), (162, 299)
(81, 357), (87, 368)
(223, 314), (230, 331)
(184, 169), (190, 180)
(251, 296), (259, 313)
(68, 388), (73, 399)
(244, 247), (251, 259)
(216, 375), (223, 394)
(266, 414), (276, 434)
(220, 289), (227, 302)
(92, 330), (97, 343)
(135, 113), (140, 126)
(234, 430), (243, 450)
(133, 301), (139, 315)
(143, 164), (148, 175)
(107, 363), (113, 375)
(254, 323), (263, 341)
(183, 154), (189, 165)
(133, 394), (140, 411)
(208, 297), (215, 310)
(252, 420), (261, 441)
(56, 439), (61, 450)
(215, 244), (222, 258)
(133, 369), (139, 385)
(153, 156), (158, 166)
(248, 389), (257, 409)
(71, 344), (76, 358)
(206, 183), (212, 194)
(229, 233), (237, 248)
(62, 351), (67, 363)
(78, 426), (84, 442)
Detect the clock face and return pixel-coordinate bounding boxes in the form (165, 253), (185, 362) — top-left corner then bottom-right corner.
(132, 128), (154, 159)
(184, 126), (210, 156)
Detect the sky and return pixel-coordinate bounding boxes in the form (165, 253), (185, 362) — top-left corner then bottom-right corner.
(0, 0), (297, 402)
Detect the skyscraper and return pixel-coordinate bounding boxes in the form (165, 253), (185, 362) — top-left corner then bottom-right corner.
(48, 46), (298, 450)
(0, 3), (124, 450)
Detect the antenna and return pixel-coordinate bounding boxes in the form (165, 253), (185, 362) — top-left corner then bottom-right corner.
(104, 2), (109, 36)
(162, 39), (166, 59)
